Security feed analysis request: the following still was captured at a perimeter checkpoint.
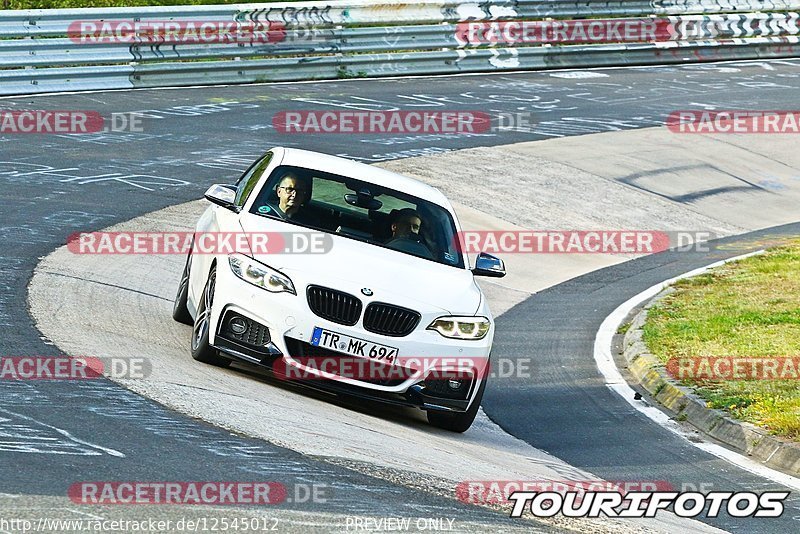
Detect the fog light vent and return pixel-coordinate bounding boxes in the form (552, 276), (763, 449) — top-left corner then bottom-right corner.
(221, 311), (271, 347)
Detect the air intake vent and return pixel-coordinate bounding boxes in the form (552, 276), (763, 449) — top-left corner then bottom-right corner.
(306, 285), (362, 326)
(218, 311), (271, 348)
(363, 302), (420, 337)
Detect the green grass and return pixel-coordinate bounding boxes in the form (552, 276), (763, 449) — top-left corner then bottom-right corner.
(643, 239), (800, 441)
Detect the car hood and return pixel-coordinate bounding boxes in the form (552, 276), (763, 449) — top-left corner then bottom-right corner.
(239, 214), (481, 315)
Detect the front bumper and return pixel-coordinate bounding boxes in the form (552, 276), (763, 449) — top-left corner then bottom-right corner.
(215, 337), (471, 412)
(208, 263), (492, 412)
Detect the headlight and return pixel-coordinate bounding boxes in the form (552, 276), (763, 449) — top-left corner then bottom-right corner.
(228, 254), (296, 295)
(427, 316), (490, 340)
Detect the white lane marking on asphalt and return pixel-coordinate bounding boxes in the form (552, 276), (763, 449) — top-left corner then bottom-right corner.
(0, 408), (125, 458)
(550, 71), (610, 79)
(741, 62), (775, 70)
(688, 102), (718, 110)
(594, 251), (800, 493)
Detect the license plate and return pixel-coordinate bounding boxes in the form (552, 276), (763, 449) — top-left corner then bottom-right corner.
(310, 327), (398, 364)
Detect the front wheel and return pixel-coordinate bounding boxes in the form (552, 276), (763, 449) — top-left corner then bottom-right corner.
(191, 266), (230, 367)
(427, 378), (486, 433)
(172, 249), (194, 325)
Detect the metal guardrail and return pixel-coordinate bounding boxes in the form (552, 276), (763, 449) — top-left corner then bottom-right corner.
(0, 1), (799, 96)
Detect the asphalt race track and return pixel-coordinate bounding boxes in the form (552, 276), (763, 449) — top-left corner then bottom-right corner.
(3, 59), (800, 532)
(484, 224), (800, 533)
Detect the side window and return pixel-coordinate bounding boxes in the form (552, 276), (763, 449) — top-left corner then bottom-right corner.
(235, 152), (273, 207)
(311, 177), (350, 209)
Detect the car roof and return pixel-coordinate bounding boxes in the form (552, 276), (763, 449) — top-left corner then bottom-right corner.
(276, 147), (452, 209)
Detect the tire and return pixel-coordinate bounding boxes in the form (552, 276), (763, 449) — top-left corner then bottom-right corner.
(426, 378), (487, 433)
(172, 249), (194, 325)
(190, 266), (231, 367)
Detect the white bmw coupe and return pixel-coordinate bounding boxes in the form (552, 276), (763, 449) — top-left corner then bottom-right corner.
(173, 147), (506, 432)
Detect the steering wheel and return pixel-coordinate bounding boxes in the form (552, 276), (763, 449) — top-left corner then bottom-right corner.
(386, 236), (434, 259)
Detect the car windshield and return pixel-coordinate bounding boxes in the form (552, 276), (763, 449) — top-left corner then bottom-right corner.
(248, 165), (464, 268)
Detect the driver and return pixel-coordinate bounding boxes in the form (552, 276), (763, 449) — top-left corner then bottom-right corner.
(386, 208), (433, 259)
(389, 208), (422, 240)
(275, 173), (311, 220)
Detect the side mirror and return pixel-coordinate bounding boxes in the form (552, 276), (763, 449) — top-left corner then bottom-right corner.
(204, 184), (238, 211)
(472, 252), (506, 278)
